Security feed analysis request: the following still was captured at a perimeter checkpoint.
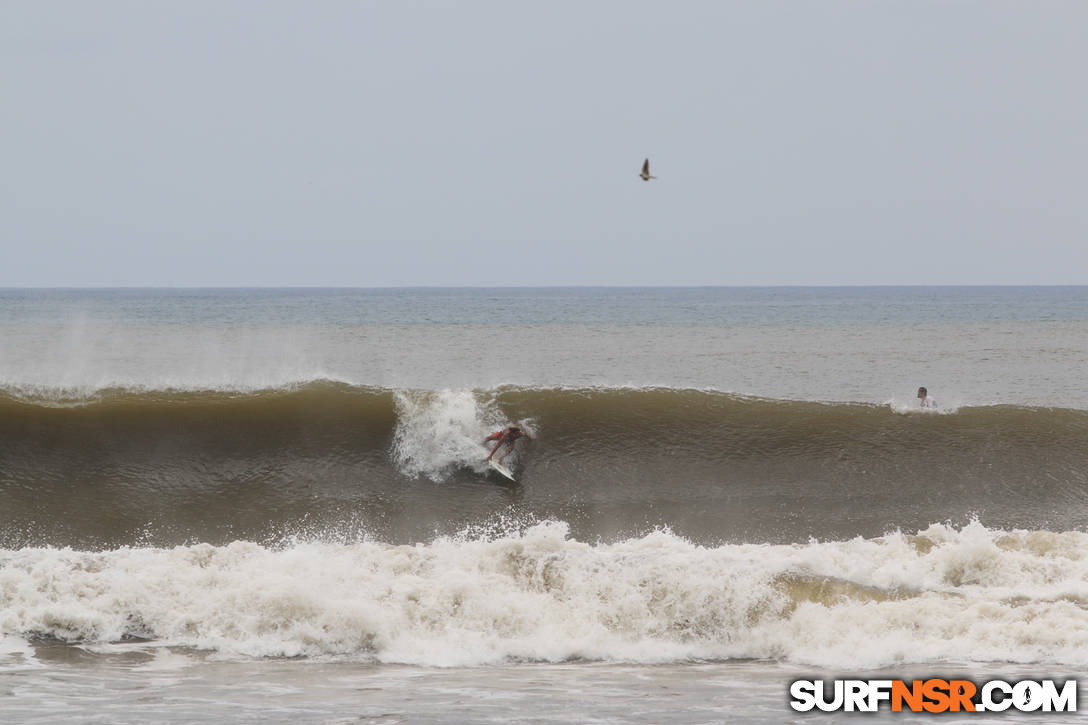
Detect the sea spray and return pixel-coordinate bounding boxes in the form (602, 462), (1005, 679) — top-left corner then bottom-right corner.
(391, 389), (508, 481)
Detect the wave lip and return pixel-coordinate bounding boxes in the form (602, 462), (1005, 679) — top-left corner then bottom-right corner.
(2, 521), (1087, 669)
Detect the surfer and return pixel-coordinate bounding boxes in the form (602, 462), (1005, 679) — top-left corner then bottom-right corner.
(917, 387), (937, 409)
(485, 426), (532, 464)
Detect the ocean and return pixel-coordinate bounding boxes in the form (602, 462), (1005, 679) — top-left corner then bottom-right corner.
(1, 286), (1086, 723)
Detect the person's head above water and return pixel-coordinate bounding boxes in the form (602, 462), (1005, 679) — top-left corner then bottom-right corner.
(917, 387), (928, 398)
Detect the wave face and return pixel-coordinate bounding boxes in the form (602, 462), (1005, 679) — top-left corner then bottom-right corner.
(2, 384), (1087, 548)
(3, 521), (1087, 668)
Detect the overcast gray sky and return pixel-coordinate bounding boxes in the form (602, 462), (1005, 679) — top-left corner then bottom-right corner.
(2, 1), (1086, 286)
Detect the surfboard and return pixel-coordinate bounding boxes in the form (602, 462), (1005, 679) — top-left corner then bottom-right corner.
(488, 460), (517, 482)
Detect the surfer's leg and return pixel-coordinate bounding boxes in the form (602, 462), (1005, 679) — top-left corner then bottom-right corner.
(498, 442), (515, 463)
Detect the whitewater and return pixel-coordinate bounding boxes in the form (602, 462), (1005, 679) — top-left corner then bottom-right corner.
(4, 521), (1088, 669)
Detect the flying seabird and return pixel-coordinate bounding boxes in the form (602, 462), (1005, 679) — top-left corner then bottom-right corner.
(639, 158), (656, 181)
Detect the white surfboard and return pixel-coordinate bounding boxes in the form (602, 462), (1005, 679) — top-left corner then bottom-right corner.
(488, 460), (517, 482)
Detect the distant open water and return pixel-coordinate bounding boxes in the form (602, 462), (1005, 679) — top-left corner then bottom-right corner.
(2, 287), (1087, 723)
(2, 286), (1087, 405)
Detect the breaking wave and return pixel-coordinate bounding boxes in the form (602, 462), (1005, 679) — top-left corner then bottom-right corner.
(2, 383), (1087, 548)
(2, 521), (1086, 668)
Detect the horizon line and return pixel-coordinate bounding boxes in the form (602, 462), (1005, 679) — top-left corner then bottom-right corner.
(1, 283), (1086, 290)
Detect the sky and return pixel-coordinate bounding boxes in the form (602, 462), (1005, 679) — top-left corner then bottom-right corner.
(2, 1), (1086, 286)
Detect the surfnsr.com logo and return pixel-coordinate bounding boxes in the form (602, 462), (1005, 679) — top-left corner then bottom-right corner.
(789, 679), (1077, 713)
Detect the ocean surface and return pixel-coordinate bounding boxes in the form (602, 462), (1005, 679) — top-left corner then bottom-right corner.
(1, 287), (1087, 723)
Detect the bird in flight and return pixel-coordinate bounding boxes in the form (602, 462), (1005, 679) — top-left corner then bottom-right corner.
(639, 158), (656, 181)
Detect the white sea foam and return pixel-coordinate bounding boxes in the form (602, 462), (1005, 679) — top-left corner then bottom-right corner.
(2, 521), (1086, 669)
(0, 633), (42, 672)
(391, 389), (532, 481)
(886, 395), (963, 415)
